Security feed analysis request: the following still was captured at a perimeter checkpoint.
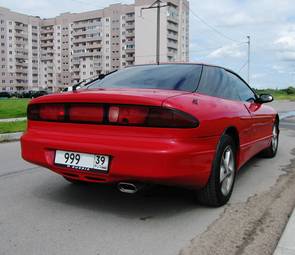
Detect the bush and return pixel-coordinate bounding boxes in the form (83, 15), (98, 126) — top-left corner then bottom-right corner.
(285, 86), (295, 95)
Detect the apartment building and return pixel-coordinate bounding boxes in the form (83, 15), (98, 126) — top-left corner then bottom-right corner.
(0, 0), (189, 92)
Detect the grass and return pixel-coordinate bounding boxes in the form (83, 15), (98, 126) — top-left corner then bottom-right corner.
(0, 99), (29, 119)
(254, 87), (295, 101)
(0, 120), (27, 134)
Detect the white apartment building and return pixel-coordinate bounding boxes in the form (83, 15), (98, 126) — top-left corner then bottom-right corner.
(0, 0), (189, 92)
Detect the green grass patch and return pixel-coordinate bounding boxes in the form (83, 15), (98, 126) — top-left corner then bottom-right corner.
(0, 120), (27, 134)
(0, 99), (29, 119)
(254, 87), (295, 101)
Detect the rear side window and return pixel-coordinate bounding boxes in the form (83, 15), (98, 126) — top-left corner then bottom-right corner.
(88, 64), (202, 92)
(197, 66), (239, 100)
(226, 71), (256, 102)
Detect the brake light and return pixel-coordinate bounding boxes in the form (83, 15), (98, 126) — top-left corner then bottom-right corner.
(109, 105), (198, 128)
(40, 104), (65, 121)
(69, 104), (103, 123)
(147, 108), (198, 128)
(27, 103), (199, 128)
(109, 106), (149, 125)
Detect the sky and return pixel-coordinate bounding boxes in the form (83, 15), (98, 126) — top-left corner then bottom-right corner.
(0, 0), (295, 89)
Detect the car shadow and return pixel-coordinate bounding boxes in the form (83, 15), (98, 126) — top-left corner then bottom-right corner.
(33, 177), (204, 219)
(32, 153), (273, 219)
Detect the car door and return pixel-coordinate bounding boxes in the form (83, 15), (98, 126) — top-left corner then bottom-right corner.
(197, 66), (254, 166)
(226, 71), (273, 155)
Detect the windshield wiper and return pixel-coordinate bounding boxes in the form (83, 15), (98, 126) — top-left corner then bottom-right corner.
(70, 70), (118, 92)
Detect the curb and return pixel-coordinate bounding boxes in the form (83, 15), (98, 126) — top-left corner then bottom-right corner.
(0, 117), (27, 123)
(274, 209), (295, 255)
(0, 132), (22, 143)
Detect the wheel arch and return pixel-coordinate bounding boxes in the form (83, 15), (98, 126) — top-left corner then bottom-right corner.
(223, 126), (240, 166)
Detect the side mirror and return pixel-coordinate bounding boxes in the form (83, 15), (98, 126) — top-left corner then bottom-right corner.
(256, 94), (274, 104)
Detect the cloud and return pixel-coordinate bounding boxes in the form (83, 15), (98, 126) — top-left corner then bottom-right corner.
(1, 0), (295, 88)
(207, 44), (246, 59)
(274, 34), (295, 61)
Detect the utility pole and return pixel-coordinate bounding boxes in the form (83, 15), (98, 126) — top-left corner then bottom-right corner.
(141, 0), (168, 65)
(247, 35), (250, 84)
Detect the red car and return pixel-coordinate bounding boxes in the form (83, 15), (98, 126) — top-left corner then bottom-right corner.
(21, 64), (279, 206)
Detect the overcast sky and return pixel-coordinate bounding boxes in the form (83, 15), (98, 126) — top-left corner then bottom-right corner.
(0, 0), (295, 89)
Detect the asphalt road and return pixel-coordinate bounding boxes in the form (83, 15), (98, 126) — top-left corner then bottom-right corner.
(1, 101), (295, 255)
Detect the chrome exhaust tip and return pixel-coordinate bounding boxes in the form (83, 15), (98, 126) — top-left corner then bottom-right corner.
(117, 182), (138, 194)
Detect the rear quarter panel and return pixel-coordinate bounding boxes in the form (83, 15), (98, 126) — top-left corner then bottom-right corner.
(163, 93), (259, 168)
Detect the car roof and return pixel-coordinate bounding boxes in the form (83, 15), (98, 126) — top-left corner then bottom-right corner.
(128, 62), (236, 74)
(126, 62), (247, 85)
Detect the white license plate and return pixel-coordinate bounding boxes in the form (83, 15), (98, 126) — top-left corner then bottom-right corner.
(54, 150), (109, 172)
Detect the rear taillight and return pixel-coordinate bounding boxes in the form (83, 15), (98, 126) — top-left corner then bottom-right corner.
(40, 104), (65, 121)
(69, 104), (103, 123)
(109, 105), (149, 125)
(147, 108), (198, 128)
(28, 104), (199, 128)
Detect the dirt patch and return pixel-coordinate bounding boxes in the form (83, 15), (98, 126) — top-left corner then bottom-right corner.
(180, 149), (295, 255)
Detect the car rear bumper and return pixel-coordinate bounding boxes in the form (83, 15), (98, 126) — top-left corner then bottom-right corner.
(21, 129), (218, 189)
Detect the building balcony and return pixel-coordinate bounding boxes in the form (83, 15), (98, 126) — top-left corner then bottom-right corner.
(125, 23), (135, 30)
(15, 33), (28, 39)
(167, 50), (177, 57)
(73, 51), (102, 58)
(167, 32), (178, 41)
(15, 23), (27, 30)
(126, 15), (135, 22)
(41, 34), (54, 40)
(15, 68), (28, 74)
(167, 15), (179, 24)
(15, 62), (28, 67)
(41, 27), (54, 33)
(125, 47), (135, 53)
(167, 40), (178, 50)
(73, 35), (102, 43)
(126, 55), (134, 62)
(15, 52), (28, 59)
(15, 47), (28, 53)
(87, 43), (102, 50)
(71, 67), (80, 72)
(126, 31), (135, 38)
(167, 22), (178, 32)
(71, 74), (80, 80)
(41, 42), (54, 48)
(41, 54), (54, 61)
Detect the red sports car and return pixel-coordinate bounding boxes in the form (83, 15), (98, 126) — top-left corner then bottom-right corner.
(21, 64), (279, 206)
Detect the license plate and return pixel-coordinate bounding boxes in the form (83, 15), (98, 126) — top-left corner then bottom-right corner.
(54, 150), (109, 172)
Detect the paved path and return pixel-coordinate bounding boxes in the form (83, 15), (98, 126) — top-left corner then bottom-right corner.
(274, 209), (295, 255)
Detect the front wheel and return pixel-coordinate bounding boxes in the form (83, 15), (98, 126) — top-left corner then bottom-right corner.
(196, 134), (237, 207)
(260, 122), (279, 158)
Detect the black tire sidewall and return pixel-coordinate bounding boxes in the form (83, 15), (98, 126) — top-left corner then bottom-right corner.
(212, 135), (237, 205)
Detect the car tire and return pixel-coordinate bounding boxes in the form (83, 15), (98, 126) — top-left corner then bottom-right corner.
(260, 122), (279, 158)
(63, 177), (87, 185)
(196, 134), (237, 207)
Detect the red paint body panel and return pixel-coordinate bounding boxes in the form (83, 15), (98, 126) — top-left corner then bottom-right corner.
(21, 87), (277, 189)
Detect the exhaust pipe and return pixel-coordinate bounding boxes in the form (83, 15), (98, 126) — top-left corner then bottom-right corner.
(117, 182), (141, 194)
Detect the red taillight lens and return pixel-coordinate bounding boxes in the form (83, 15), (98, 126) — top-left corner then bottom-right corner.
(109, 105), (149, 125)
(147, 108), (198, 128)
(69, 104), (103, 123)
(28, 103), (199, 128)
(40, 104), (65, 121)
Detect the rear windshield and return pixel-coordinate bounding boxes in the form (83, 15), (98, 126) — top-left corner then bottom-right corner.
(88, 64), (202, 92)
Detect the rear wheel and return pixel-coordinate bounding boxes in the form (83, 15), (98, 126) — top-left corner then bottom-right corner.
(196, 134), (237, 207)
(260, 122), (279, 158)
(63, 177), (87, 185)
